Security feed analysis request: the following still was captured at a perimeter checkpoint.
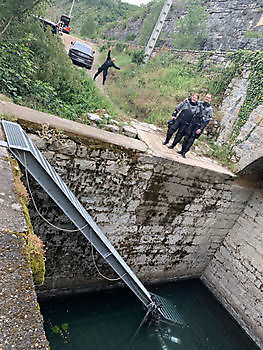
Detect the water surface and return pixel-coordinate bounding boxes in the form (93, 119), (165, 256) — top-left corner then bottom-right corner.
(39, 279), (259, 350)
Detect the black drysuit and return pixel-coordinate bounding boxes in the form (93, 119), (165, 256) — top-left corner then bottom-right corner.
(164, 99), (199, 147)
(180, 102), (212, 155)
(93, 50), (120, 85)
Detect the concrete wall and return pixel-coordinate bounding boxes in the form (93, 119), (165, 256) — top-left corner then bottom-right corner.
(0, 128), (49, 349)
(2, 114), (262, 348)
(24, 130), (241, 296)
(202, 181), (263, 349)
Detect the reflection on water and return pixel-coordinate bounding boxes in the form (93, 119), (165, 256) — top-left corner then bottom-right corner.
(39, 279), (259, 350)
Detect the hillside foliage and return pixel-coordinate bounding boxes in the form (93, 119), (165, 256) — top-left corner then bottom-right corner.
(49, 0), (139, 38)
(0, 0), (115, 120)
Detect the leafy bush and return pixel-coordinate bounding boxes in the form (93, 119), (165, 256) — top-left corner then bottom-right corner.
(125, 33), (136, 41)
(131, 49), (145, 65)
(0, 20), (115, 121)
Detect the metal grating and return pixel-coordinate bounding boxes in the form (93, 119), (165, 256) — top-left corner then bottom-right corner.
(1, 120), (152, 307)
(2, 121), (29, 150)
(152, 293), (186, 327)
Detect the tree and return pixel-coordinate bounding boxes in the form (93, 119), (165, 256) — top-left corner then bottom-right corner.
(172, 0), (209, 50)
(0, 0), (49, 38)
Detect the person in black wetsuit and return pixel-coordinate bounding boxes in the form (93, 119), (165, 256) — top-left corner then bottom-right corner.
(177, 94), (213, 158)
(93, 48), (120, 85)
(162, 94), (199, 149)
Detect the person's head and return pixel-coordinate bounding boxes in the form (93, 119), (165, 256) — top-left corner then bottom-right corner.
(191, 94), (199, 103)
(112, 57), (116, 62)
(204, 93), (212, 103)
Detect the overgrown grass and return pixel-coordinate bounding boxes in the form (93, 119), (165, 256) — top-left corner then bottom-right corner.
(106, 50), (230, 126)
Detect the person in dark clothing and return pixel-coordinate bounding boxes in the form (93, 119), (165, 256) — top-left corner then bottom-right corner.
(177, 94), (213, 158)
(162, 94), (199, 149)
(93, 48), (120, 85)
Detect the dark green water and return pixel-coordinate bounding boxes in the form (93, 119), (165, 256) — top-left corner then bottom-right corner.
(39, 279), (259, 350)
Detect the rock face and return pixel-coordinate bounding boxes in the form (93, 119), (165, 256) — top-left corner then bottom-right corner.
(106, 0), (263, 51)
(234, 105), (263, 170)
(202, 0), (263, 51)
(216, 73), (250, 145)
(216, 71), (263, 171)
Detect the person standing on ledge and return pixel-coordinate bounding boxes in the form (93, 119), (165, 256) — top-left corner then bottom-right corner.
(162, 94), (200, 149)
(177, 93), (213, 158)
(93, 47), (120, 85)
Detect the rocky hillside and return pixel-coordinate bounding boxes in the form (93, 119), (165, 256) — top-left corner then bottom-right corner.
(103, 0), (263, 51)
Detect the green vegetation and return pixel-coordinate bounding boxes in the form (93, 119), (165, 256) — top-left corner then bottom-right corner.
(105, 47), (233, 126)
(9, 156), (45, 286)
(195, 136), (236, 170)
(0, 1), (116, 121)
(80, 14), (96, 38)
(229, 50), (263, 144)
(244, 30), (262, 39)
(51, 323), (70, 343)
(173, 0), (209, 49)
(51, 0), (139, 38)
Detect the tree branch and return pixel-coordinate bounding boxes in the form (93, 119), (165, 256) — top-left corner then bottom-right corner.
(0, 0), (46, 38)
(0, 15), (14, 38)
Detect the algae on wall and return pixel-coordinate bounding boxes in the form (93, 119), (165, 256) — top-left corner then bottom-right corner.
(9, 156), (45, 286)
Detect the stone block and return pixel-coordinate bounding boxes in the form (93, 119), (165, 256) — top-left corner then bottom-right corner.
(48, 139), (77, 155)
(122, 125), (138, 138)
(74, 159), (96, 171)
(105, 124), (120, 134)
(87, 113), (102, 123)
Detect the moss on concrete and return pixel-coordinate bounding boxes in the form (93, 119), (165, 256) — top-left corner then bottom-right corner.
(9, 156), (45, 286)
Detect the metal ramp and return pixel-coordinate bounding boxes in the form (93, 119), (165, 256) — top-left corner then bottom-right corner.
(1, 120), (186, 328)
(144, 0), (173, 63)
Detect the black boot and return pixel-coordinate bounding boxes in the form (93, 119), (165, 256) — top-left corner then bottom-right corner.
(177, 150), (182, 154)
(181, 152), (186, 158)
(162, 141), (168, 145)
(168, 145), (174, 149)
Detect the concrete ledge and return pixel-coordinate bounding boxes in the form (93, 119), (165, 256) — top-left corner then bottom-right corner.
(0, 101), (147, 153)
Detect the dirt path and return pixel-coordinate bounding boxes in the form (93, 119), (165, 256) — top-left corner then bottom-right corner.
(61, 33), (105, 92)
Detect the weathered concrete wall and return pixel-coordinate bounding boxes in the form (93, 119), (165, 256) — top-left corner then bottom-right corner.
(0, 128), (49, 349)
(22, 128), (240, 296)
(1, 110), (262, 347)
(216, 71), (263, 172)
(202, 180), (263, 349)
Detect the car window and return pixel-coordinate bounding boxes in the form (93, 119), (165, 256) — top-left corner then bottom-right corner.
(73, 42), (93, 56)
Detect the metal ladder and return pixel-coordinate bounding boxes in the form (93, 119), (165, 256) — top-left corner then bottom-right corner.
(144, 0), (173, 63)
(1, 120), (185, 328)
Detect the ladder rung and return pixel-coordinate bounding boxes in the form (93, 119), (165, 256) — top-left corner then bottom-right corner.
(103, 252), (112, 259)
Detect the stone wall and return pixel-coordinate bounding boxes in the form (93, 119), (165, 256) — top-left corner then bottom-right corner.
(103, 0), (263, 51)
(202, 180), (263, 348)
(7, 116), (262, 348)
(23, 128), (241, 296)
(0, 128), (49, 349)
(216, 71), (263, 171)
